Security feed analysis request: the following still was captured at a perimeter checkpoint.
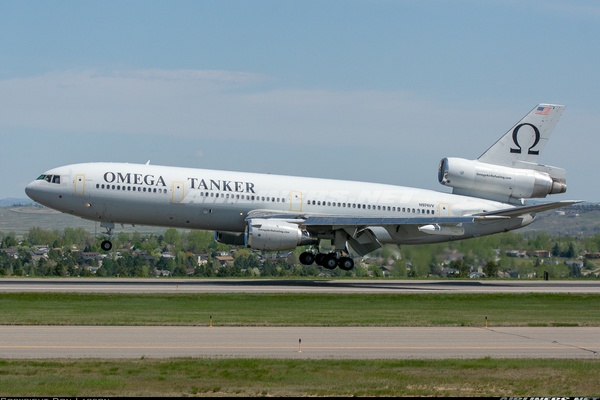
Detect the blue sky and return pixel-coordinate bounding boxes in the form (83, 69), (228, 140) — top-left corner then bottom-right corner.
(1, 0), (599, 201)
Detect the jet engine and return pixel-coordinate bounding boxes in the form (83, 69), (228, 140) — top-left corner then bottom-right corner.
(438, 157), (567, 203)
(245, 218), (318, 251)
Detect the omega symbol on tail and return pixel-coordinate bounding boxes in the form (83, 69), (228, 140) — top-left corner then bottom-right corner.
(510, 123), (541, 155)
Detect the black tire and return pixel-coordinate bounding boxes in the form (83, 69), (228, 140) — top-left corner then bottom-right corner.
(322, 254), (338, 270)
(100, 240), (113, 251)
(338, 257), (354, 271)
(315, 253), (325, 266)
(299, 252), (315, 265)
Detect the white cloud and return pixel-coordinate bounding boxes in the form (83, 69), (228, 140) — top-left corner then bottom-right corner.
(0, 68), (594, 200)
(0, 68), (474, 149)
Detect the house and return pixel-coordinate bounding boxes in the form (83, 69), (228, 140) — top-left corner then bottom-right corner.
(0, 248), (19, 259)
(196, 253), (209, 265)
(215, 255), (234, 267)
(380, 265), (395, 277)
(31, 246), (50, 256)
(529, 250), (551, 258)
(80, 252), (103, 261)
(85, 266), (101, 274)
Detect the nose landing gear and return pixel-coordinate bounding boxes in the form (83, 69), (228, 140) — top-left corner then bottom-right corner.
(100, 221), (114, 251)
(100, 240), (112, 251)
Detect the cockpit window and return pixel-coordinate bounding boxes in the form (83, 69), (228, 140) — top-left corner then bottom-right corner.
(37, 174), (61, 184)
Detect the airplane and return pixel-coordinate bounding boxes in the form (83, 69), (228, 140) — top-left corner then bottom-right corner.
(25, 103), (580, 270)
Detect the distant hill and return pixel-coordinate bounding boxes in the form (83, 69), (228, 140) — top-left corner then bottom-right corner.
(0, 198), (34, 207)
(1, 202), (598, 238)
(521, 202), (600, 237)
(0, 205), (167, 237)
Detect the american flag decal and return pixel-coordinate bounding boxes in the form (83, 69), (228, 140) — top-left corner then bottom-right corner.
(535, 106), (551, 115)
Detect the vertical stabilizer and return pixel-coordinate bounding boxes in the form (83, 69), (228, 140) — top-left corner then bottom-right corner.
(478, 104), (565, 167)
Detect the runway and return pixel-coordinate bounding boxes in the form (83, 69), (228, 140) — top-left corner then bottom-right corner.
(1, 278), (598, 360)
(1, 278), (599, 294)
(0, 326), (598, 359)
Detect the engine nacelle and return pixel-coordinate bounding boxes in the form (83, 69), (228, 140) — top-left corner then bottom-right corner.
(214, 231), (246, 246)
(438, 157), (567, 202)
(245, 218), (318, 251)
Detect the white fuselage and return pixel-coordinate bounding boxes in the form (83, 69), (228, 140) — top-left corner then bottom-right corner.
(25, 162), (532, 245)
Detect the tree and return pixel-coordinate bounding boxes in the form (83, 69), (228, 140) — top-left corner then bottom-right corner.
(552, 243), (561, 257)
(484, 261), (498, 278)
(25, 227), (59, 246)
(1, 233), (18, 248)
(563, 243), (577, 259)
(163, 228), (182, 251)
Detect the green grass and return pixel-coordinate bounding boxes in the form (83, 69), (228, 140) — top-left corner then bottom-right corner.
(0, 358), (597, 397)
(1, 292), (599, 397)
(0, 292), (599, 327)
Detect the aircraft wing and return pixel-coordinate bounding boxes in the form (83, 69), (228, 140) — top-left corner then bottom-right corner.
(300, 216), (476, 226)
(247, 200), (582, 227)
(245, 209), (475, 227)
(246, 210), (477, 256)
(474, 200), (582, 218)
(245, 200), (581, 256)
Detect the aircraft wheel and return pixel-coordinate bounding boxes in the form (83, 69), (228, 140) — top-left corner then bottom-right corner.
(322, 254), (338, 270)
(100, 240), (113, 251)
(338, 257), (354, 271)
(315, 253), (325, 266)
(299, 252), (315, 265)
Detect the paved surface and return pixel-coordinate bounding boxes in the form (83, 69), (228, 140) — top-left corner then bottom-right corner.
(1, 278), (599, 294)
(1, 279), (597, 360)
(0, 326), (597, 359)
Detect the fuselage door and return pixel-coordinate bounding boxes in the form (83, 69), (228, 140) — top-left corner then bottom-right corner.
(172, 182), (185, 204)
(74, 174), (85, 196)
(290, 191), (303, 212)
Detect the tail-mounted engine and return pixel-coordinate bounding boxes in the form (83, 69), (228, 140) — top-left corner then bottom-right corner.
(245, 218), (318, 251)
(438, 157), (567, 203)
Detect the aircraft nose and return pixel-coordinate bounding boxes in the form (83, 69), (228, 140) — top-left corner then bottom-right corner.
(25, 180), (42, 202)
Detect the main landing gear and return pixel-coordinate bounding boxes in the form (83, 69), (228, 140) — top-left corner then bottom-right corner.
(100, 221), (114, 251)
(299, 250), (354, 271)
